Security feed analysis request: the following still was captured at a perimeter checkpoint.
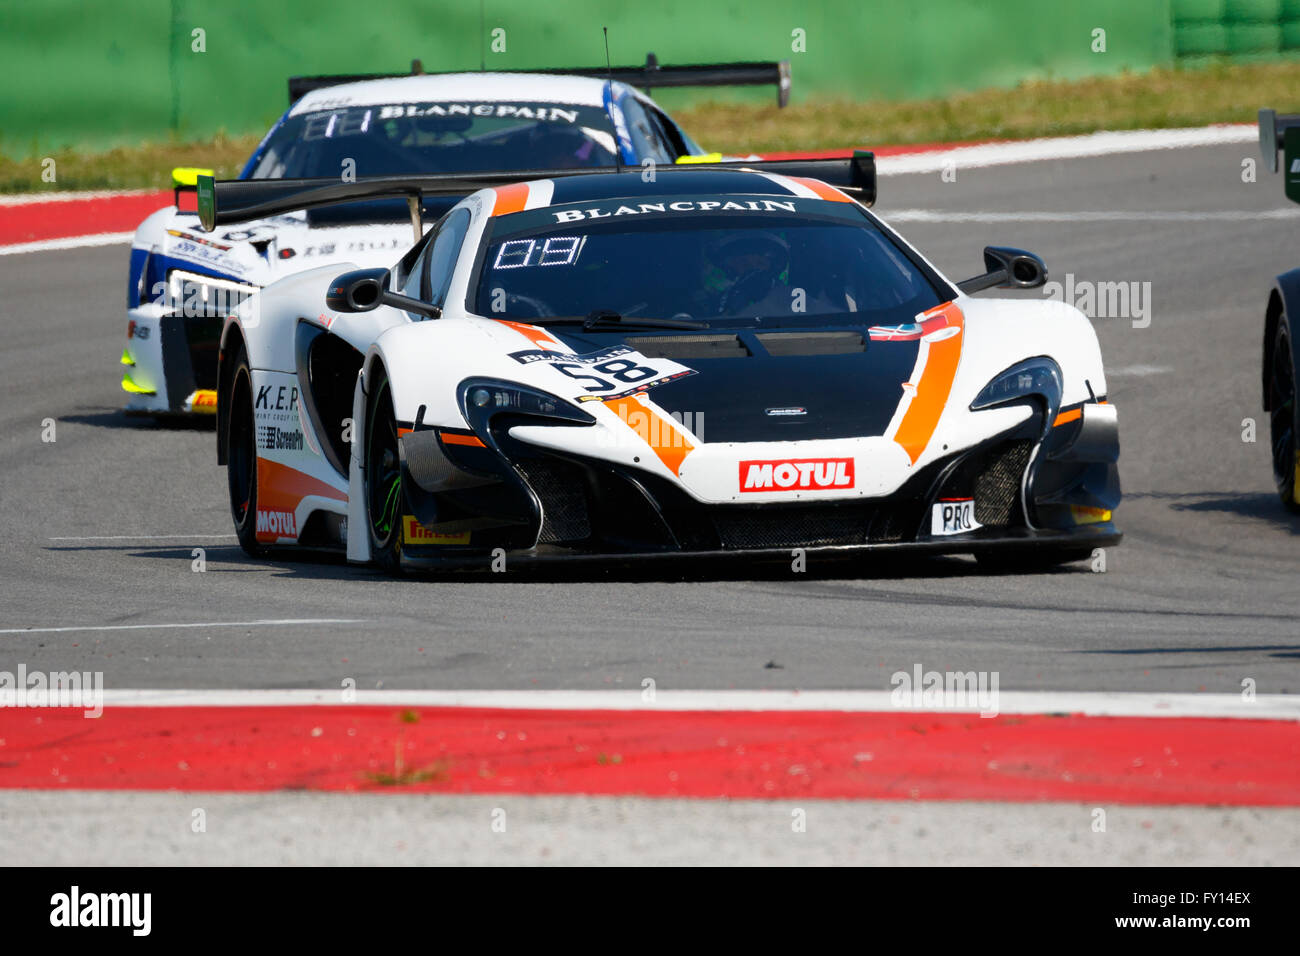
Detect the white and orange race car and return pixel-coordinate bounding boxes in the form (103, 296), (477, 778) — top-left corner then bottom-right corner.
(200, 154), (1121, 574)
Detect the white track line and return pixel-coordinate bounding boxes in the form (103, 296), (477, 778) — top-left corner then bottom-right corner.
(49, 534), (237, 541)
(0, 619), (363, 635)
(0, 232), (133, 256)
(0, 189), (158, 206)
(85, 688), (1300, 720)
(1107, 364), (1172, 376)
(875, 124), (1255, 176)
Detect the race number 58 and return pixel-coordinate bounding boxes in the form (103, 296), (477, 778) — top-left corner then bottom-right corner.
(552, 358), (658, 392)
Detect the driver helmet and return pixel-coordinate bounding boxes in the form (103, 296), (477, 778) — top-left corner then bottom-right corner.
(705, 232), (790, 279)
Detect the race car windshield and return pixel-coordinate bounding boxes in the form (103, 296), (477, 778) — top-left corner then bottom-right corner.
(250, 102), (619, 178)
(472, 206), (945, 327)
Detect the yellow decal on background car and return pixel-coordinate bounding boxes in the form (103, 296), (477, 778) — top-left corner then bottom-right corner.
(120, 347), (134, 367)
(1070, 505), (1112, 525)
(675, 153), (724, 164)
(402, 516), (471, 546)
(120, 371), (154, 395)
(171, 166), (215, 188)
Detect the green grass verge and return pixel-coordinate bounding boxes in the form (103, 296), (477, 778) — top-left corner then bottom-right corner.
(2, 59), (1296, 194)
(0, 132), (261, 194)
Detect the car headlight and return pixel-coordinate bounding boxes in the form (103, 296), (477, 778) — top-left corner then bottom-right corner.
(165, 269), (257, 317)
(970, 357), (1063, 416)
(457, 378), (596, 440)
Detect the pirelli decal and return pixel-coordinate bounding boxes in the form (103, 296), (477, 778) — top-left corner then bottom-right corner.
(402, 516), (471, 545)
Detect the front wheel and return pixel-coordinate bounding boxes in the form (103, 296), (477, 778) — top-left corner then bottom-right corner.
(1268, 318), (1300, 512)
(364, 365), (405, 575)
(225, 344), (266, 557)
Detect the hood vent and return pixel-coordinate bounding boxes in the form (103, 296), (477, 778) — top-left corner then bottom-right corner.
(629, 334), (749, 359)
(756, 330), (865, 356)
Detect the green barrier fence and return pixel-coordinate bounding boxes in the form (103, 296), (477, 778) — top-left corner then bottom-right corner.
(0, 0), (1187, 157)
(1173, 0), (1300, 55)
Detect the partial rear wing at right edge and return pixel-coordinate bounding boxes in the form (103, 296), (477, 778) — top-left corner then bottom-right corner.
(1259, 108), (1300, 202)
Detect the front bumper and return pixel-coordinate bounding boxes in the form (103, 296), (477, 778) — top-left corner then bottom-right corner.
(393, 405), (1121, 569)
(121, 302), (222, 415)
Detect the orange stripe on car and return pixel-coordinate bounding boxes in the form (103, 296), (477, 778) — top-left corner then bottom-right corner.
(604, 395), (695, 475)
(254, 458), (347, 542)
(492, 182), (530, 216)
(789, 176), (853, 203)
(440, 432), (486, 448)
(1053, 407), (1083, 427)
(890, 302), (965, 464)
(498, 319), (561, 352)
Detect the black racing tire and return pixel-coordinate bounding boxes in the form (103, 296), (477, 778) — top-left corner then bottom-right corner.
(225, 344), (266, 558)
(1268, 318), (1300, 513)
(364, 364), (405, 576)
(974, 547), (1095, 572)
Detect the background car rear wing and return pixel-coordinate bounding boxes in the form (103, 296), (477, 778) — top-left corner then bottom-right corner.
(1259, 107), (1300, 202)
(196, 153), (876, 240)
(289, 53), (792, 107)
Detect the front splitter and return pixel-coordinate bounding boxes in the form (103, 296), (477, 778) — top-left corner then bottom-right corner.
(395, 524), (1122, 572)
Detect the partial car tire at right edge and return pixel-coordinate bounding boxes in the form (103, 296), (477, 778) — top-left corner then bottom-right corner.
(1268, 318), (1300, 512)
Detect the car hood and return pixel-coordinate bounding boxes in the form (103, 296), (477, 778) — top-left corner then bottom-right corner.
(541, 324), (925, 443)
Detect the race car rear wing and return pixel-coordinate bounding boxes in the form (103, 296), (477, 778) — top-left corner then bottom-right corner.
(196, 153), (876, 241)
(1259, 107), (1300, 203)
(289, 53), (792, 107)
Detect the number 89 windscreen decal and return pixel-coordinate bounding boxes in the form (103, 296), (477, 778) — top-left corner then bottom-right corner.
(507, 344), (696, 402)
(493, 235), (586, 269)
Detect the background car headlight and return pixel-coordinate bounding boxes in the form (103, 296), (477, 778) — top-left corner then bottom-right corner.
(165, 269), (257, 317)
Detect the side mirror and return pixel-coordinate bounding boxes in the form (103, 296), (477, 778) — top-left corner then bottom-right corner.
(326, 268), (442, 319)
(956, 246), (1048, 296)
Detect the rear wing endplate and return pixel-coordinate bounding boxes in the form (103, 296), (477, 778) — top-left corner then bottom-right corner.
(1259, 107), (1300, 203)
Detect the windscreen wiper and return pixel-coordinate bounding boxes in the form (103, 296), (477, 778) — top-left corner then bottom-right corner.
(581, 310), (709, 331)
(521, 311), (710, 331)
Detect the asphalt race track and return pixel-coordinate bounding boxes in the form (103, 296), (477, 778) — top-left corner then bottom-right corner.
(3, 142), (1297, 694)
(2, 141), (1299, 864)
